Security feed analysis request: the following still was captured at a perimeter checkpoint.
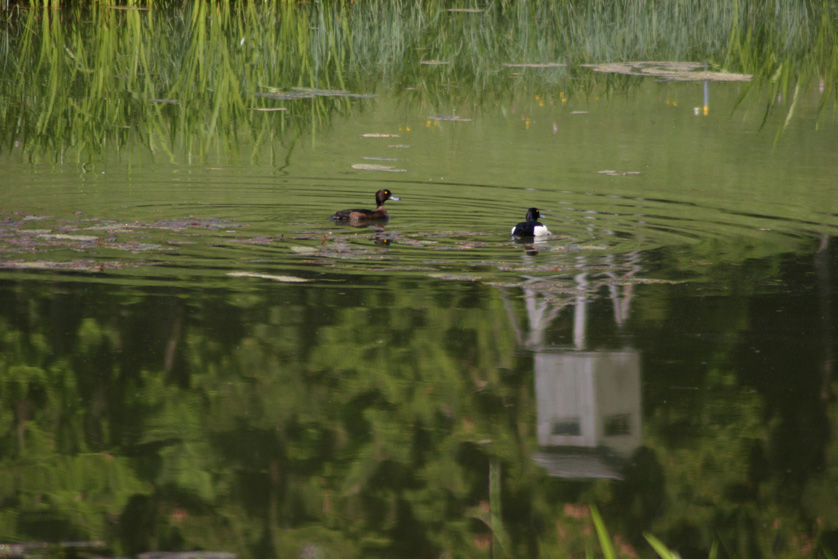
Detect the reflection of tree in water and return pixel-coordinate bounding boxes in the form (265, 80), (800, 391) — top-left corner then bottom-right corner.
(631, 239), (838, 557)
(733, 237), (833, 498)
(1, 239), (837, 558)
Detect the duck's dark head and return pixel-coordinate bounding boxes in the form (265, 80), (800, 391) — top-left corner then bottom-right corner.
(525, 207), (541, 222)
(376, 189), (401, 205)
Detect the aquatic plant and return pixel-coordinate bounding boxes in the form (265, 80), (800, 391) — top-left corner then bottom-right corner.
(0, 0), (834, 161)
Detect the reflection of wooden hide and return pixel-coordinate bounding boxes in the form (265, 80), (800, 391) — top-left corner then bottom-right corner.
(534, 350), (642, 458)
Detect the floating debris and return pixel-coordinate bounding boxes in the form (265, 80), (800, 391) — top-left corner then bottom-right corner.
(608, 277), (686, 285)
(448, 8), (483, 12)
(502, 62), (566, 68)
(362, 133), (399, 138)
(228, 236), (277, 245)
(387, 144), (411, 149)
(0, 540), (108, 559)
(83, 223), (137, 233)
(0, 259), (142, 273)
(251, 107), (287, 111)
(289, 245), (320, 255)
(581, 61), (752, 82)
(419, 231), (493, 238)
(138, 552), (237, 559)
(351, 163), (407, 173)
(291, 87), (376, 98)
(362, 156), (402, 161)
(37, 233), (100, 242)
(256, 88), (377, 100)
(106, 241), (166, 253)
(431, 242), (489, 250)
(228, 271), (310, 283)
(256, 91), (315, 100)
(428, 115), (471, 122)
(150, 218), (243, 231)
(597, 170), (642, 176)
(420, 60), (450, 65)
(0, 213), (256, 279)
(428, 273), (482, 282)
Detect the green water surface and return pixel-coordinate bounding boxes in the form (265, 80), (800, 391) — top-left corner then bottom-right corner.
(1, 3), (837, 558)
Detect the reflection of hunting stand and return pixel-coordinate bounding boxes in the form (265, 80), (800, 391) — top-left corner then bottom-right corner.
(532, 350), (641, 479)
(500, 253), (642, 479)
(500, 253), (640, 350)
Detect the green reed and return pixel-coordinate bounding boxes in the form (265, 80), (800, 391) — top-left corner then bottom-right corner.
(0, 0), (834, 161)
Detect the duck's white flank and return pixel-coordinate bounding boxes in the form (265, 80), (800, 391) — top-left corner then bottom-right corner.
(510, 223), (552, 236)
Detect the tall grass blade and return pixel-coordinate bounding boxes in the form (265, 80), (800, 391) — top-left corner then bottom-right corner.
(489, 459), (511, 557)
(590, 505), (616, 559)
(644, 532), (682, 559)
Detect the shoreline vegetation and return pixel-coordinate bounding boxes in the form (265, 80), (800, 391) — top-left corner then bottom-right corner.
(0, 0), (835, 161)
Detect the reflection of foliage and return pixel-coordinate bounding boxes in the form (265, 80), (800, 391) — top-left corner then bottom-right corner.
(0, 315), (148, 542)
(623, 246), (838, 558)
(0, 244), (836, 558)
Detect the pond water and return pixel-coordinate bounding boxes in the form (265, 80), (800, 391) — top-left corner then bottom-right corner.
(1, 5), (838, 559)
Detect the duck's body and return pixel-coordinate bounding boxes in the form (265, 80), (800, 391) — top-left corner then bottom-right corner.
(511, 207), (551, 238)
(330, 189), (400, 222)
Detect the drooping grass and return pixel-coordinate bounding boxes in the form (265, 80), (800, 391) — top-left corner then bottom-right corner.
(0, 0), (834, 161)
